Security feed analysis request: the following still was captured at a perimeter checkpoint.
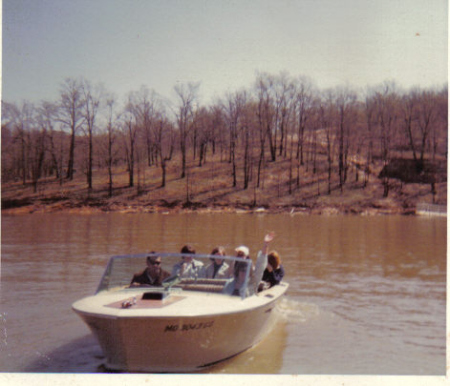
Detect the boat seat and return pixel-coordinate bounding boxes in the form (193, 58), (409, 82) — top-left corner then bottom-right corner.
(178, 283), (225, 293)
(178, 278), (228, 286)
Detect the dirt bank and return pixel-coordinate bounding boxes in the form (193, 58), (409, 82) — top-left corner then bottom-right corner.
(2, 159), (446, 216)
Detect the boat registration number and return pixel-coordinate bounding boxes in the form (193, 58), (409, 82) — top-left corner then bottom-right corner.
(164, 321), (214, 332)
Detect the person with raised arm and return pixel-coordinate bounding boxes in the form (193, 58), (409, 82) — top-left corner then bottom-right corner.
(261, 251), (285, 288)
(223, 233), (277, 296)
(251, 232), (275, 293)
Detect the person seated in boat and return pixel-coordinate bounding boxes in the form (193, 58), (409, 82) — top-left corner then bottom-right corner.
(261, 251), (285, 289)
(227, 245), (251, 277)
(222, 261), (250, 297)
(205, 246), (231, 279)
(235, 245), (250, 261)
(130, 253), (171, 287)
(171, 245), (205, 279)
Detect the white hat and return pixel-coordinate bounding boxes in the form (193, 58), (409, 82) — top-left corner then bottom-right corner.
(235, 246), (249, 257)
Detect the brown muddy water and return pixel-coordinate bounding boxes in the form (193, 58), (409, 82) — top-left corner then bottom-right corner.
(0, 213), (446, 375)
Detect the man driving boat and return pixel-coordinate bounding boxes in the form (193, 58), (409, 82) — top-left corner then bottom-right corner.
(130, 253), (171, 286)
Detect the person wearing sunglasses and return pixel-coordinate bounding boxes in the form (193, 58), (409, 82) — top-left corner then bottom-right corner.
(130, 252), (171, 286)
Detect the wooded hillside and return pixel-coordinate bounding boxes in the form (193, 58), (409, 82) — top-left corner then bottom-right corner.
(2, 73), (447, 214)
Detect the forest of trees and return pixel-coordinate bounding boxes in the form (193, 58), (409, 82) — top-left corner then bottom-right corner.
(1, 72), (447, 203)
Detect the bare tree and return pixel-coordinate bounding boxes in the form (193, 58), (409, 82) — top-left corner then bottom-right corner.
(102, 96), (120, 197)
(1, 104), (15, 182)
(58, 78), (85, 180)
(80, 79), (102, 190)
(30, 103), (60, 192)
(273, 72), (295, 159)
(223, 90), (246, 187)
(122, 94), (139, 187)
(375, 82), (399, 197)
(401, 90), (419, 167)
(401, 88), (436, 163)
(319, 90), (336, 194)
(191, 106), (210, 167)
(154, 114), (175, 187)
(2, 101), (54, 192)
(2, 101), (36, 185)
(131, 86), (159, 167)
(335, 86), (357, 192)
(209, 104), (227, 161)
(29, 126), (47, 192)
(37, 101), (58, 179)
(254, 74), (274, 187)
(363, 88), (377, 187)
(433, 85), (448, 162)
(295, 77), (314, 166)
(174, 82), (199, 179)
(238, 92), (254, 190)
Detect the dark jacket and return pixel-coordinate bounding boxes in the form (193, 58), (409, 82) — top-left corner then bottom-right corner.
(262, 265), (285, 287)
(130, 269), (171, 286)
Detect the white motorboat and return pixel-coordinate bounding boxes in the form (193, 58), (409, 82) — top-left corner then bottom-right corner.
(72, 252), (289, 372)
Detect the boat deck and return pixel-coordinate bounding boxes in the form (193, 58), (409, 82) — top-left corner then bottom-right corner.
(73, 282), (289, 318)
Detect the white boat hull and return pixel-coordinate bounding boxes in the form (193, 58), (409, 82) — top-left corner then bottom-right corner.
(73, 282), (288, 372)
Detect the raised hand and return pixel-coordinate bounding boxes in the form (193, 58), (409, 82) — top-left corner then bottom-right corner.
(262, 232), (275, 255)
(264, 232), (275, 243)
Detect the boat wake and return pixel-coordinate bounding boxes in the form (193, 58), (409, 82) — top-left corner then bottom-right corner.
(275, 297), (323, 323)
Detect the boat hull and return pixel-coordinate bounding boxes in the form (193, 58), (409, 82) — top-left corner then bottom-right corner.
(73, 283), (288, 372)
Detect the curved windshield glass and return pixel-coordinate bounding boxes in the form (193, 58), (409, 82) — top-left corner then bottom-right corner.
(96, 253), (254, 299)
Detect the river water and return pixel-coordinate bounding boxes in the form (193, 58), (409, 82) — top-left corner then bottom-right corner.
(0, 213), (446, 375)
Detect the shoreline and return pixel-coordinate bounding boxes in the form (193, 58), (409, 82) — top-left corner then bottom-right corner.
(1, 200), (419, 216)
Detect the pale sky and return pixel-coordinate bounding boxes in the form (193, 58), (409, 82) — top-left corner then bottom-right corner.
(2, 0), (448, 106)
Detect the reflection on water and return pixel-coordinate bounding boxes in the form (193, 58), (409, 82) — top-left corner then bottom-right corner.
(1, 213), (446, 374)
(202, 308), (289, 374)
(24, 335), (104, 373)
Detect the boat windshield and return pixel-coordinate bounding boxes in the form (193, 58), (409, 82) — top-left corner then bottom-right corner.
(96, 253), (255, 299)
